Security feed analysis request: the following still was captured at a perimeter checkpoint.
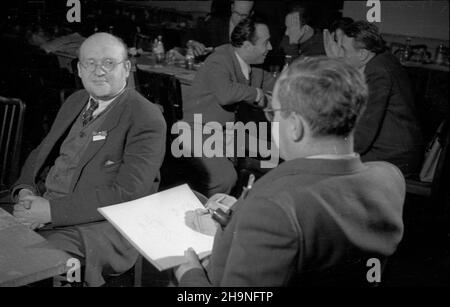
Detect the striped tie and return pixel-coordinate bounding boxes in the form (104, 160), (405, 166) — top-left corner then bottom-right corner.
(82, 98), (99, 126)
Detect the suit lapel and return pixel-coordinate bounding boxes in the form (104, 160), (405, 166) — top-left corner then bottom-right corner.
(228, 46), (249, 85)
(69, 90), (129, 192)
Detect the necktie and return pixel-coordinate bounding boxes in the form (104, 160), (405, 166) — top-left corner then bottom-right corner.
(82, 98), (99, 126)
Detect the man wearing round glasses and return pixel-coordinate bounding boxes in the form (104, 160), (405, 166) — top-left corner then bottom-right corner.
(12, 32), (166, 286)
(77, 33), (131, 100)
(176, 57), (405, 286)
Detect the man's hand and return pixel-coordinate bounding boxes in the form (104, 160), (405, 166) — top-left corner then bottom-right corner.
(188, 40), (206, 57)
(13, 195), (51, 230)
(285, 12), (302, 44)
(17, 188), (34, 209)
(174, 248), (205, 282)
(185, 209), (218, 236)
(323, 29), (343, 58)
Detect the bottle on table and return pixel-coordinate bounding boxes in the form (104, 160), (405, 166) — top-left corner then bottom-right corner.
(435, 43), (445, 65)
(186, 41), (195, 70)
(153, 35), (165, 66)
(400, 37), (412, 63)
(283, 55), (293, 71)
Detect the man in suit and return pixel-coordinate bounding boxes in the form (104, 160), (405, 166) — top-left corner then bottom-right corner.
(180, 18), (276, 196)
(187, 1), (254, 56)
(11, 33), (166, 286)
(336, 21), (423, 176)
(175, 57), (405, 286)
(279, 4), (326, 59)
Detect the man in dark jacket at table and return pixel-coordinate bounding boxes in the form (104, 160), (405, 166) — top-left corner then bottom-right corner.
(174, 57), (405, 286)
(11, 33), (166, 286)
(326, 21), (423, 176)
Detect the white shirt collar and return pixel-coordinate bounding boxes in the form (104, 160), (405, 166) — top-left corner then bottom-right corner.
(234, 51), (251, 80)
(229, 19), (236, 39)
(87, 83), (126, 117)
(306, 153), (358, 160)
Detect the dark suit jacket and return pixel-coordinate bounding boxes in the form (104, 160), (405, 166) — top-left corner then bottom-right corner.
(183, 44), (276, 125)
(355, 51), (424, 176)
(180, 157), (405, 286)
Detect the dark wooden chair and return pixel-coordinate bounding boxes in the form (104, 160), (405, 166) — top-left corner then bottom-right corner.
(135, 68), (183, 132)
(134, 68), (198, 191)
(0, 96), (26, 199)
(231, 104), (276, 197)
(405, 66), (450, 209)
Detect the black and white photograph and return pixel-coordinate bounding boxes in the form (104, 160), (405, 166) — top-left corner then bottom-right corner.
(0, 0), (449, 293)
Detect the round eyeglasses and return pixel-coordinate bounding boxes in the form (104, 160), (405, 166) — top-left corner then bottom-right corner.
(79, 58), (127, 73)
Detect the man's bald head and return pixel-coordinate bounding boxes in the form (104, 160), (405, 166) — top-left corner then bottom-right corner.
(78, 32), (128, 61)
(77, 32), (130, 100)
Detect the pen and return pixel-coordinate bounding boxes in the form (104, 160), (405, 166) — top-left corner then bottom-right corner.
(197, 207), (231, 228)
(240, 174), (255, 200)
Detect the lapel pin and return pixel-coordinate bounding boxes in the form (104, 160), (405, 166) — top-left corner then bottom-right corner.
(92, 130), (107, 141)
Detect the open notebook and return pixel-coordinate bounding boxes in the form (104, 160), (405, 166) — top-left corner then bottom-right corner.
(98, 184), (214, 271)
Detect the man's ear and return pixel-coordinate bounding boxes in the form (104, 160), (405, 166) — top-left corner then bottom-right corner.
(124, 60), (131, 75)
(359, 48), (371, 63)
(242, 40), (252, 50)
(289, 112), (304, 142)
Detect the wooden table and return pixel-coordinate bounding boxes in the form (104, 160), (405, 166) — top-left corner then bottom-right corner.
(136, 63), (196, 85)
(134, 53), (197, 86)
(0, 207), (71, 287)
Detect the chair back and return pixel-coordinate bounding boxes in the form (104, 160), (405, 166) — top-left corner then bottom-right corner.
(135, 68), (190, 191)
(70, 58), (84, 91)
(0, 97), (26, 189)
(135, 68), (183, 135)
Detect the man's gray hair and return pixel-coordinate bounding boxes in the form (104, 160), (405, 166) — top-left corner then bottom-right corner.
(276, 57), (368, 137)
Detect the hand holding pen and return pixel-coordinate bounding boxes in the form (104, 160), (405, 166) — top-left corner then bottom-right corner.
(197, 174), (256, 228)
(198, 194), (237, 228)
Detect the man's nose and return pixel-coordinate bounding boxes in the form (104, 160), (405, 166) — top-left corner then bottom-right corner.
(268, 42), (273, 51)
